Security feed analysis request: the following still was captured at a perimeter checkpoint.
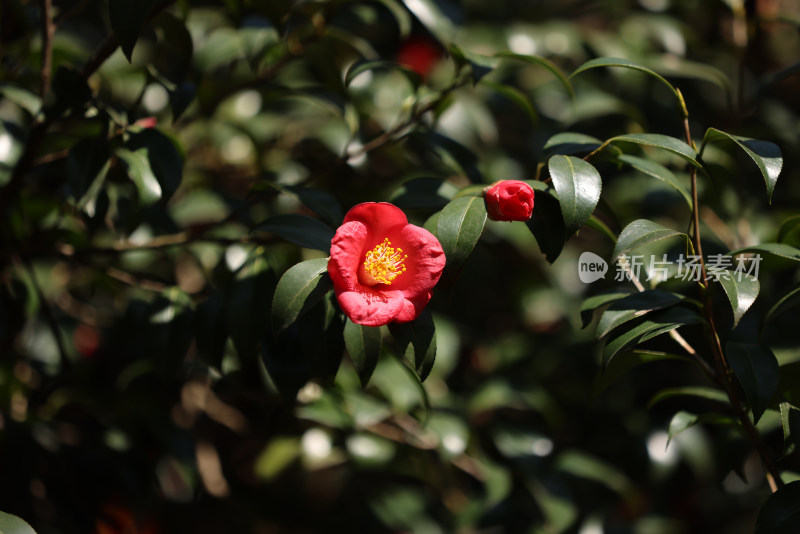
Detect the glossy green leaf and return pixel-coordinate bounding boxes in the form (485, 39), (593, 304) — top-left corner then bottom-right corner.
(401, 0), (454, 44)
(254, 214), (335, 252)
(596, 290), (684, 339)
(377, 0), (412, 37)
(778, 215), (800, 243)
(602, 307), (704, 365)
(612, 219), (688, 262)
(344, 60), (418, 87)
(480, 79), (538, 123)
(115, 147), (162, 206)
(271, 258), (331, 334)
(700, 128), (783, 203)
(0, 511), (37, 534)
(580, 290), (632, 328)
(571, 57), (680, 104)
(780, 402), (800, 450)
(586, 215), (618, 244)
(127, 129), (183, 202)
(755, 481), (800, 534)
(388, 308), (436, 382)
(109, 0), (158, 61)
(666, 410), (735, 443)
(609, 133), (701, 169)
(437, 196), (487, 272)
(617, 154), (692, 206)
(0, 84), (42, 116)
(726, 342), (779, 423)
(592, 350), (692, 395)
(548, 155), (602, 235)
(717, 274), (759, 328)
(647, 386), (729, 409)
(344, 320), (382, 387)
(730, 243), (800, 263)
(543, 132), (603, 156)
(495, 51), (575, 98)
(450, 44), (496, 83)
(526, 191), (566, 263)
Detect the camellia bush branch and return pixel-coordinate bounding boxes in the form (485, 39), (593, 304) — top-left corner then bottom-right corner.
(2, 1), (800, 533)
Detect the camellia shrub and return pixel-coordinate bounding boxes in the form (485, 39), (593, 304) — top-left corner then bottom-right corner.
(1, 0), (800, 533)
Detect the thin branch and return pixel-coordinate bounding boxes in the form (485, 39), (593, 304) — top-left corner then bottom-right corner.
(39, 0), (55, 98)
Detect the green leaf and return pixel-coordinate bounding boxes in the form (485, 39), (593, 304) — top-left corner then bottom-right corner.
(700, 128), (783, 203)
(271, 258), (331, 334)
(726, 342), (779, 424)
(730, 243), (800, 263)
(778, 215), (800, 243)
(344, 60), (419, 88)
(612, 219), (688, 262)
(283, 186), (343, 226)
(254, 214), (335, 253)
(555, 450), (634, 496)
(548, 155), (602, 235)
(480, 79), (538, 123)
(127, 129), (183, 202)
(377, 0), (412, 38)
(602, 307), (704, 365)
(344, 320), (382, 387)
(647, 386), (729, 409)
(596, 290), (684, 339)
(495, 51), (575, 99)
(388, 308), (436, 382)
(780, 402), (800, 450)
(543, 132), (602, 156)
(0, 84), (42, 116)
(115, 147), (162, 206)
(449, 45), (496, 84)
(617, 154), (692, 207)
(763, 284), (800, 331)
(526, 191), (566, 263)
(571, 57), (680, 105)
(667, 410), (699, 443)
(592, 350), (691, 395)
(66, 138), (109, 200)
(401, 0), (455, 45)
(717, 274), (759, 328)
(580, 290), (632, 328)
(390, 177), (452, 211)
(0, 511), (37, 534)
(436, 196), (487, 273)
(109, 0), (158, 61)
(755, 481), (800, 534)
(609, 133), (701, 169)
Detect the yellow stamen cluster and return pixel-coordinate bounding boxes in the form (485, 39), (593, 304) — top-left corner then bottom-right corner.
(362, 238), (407, 285)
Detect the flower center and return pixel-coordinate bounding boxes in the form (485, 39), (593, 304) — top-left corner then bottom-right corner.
(361, 238), (407, 286)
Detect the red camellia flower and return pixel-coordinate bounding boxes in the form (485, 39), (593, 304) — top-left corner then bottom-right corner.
(328, 203), (446, 327)
(484, 180), (535, 221)
(397, 36), (442, 78)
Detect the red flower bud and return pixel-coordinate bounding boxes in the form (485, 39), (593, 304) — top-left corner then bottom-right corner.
(397, 36), (442, 78)
(328, 203), (446, 327)
(484, 180), (535, 221)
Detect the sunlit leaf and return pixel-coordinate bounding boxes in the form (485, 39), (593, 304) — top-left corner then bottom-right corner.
(571, 57), (681, 105)
(548, 155), (602, 235)
(126, 129), (183, 202)
(344, 320), (382, 387)
(115, 147), (162, 206)
(0, 84), (42, 116)
(700, 128), (783, 203)
(271, 258), (331, 334)
(596, 290), (684, 339)
(254, 214), (335, 252)
(580, 289), (632, 328)
(617, 154), (692, 207)
(717, 274), (759, 328)
(612, 219), (688, 262)
(602, 307), (704, 365)
(726, 342), (779, 424)
(609, 133), (701, 169)
(0, 511), (37, 534)
(755, 481), (800, 534)
(495, 51), (575, 99)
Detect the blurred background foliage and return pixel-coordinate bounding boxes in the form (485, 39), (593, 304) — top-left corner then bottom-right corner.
(1, 0), (800, 532)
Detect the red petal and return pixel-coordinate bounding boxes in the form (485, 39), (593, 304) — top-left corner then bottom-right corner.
(395, 290), (432, 323)
(328, 221), (368, 292)
(335, 287), (405, 326)
(343, 202), (408, 236)
(390, 224), (445, 300)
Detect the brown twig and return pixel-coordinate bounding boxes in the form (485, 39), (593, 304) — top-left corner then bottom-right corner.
(39, 0), (55, 98)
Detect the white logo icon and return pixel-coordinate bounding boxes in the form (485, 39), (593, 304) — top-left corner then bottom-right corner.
(578, 252), (608, 283)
